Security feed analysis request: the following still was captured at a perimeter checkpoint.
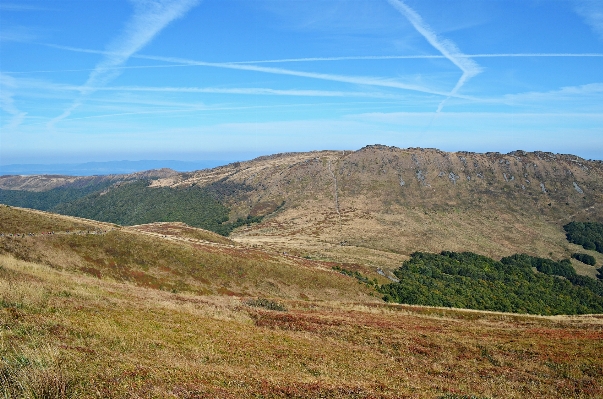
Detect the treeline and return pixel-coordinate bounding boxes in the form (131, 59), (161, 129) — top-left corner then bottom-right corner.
(564, 221), (603, 253)
(379, 251), (603, 315)
(52, 180), (231, 233)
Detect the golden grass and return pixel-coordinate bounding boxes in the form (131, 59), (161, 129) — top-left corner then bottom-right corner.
(2, 192), (603, 397)
(128, 222), (235, 246)
(0, 204), (112, 234)
(0, 205), (375, 302)
(233, 202), (602, 278)
(2, 254), (602, 398)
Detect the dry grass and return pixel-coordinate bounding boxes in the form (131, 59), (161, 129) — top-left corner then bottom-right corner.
(0, 204), (112, 234)
(0, 205), (375, 302)
(128, 222), (235, 246)
(1, 254), (602, 398)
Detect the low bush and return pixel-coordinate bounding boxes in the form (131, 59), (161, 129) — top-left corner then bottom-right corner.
(245, 298), (287, 312)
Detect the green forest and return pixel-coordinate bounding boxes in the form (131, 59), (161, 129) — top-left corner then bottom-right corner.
(564, 221), (603, 253)
(379, 251), (603, 315)
(0, 180), (262, 236)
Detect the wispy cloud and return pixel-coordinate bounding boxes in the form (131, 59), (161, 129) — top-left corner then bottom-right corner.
(0, 73), (27, 129)
(48, 0), (200, 128)
(501, 83), (603, 110)
(575, 0), (603, 41)
(386, 0), (482, 112)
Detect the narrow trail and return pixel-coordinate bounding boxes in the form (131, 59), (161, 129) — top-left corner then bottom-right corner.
(327, 159), (342, 233)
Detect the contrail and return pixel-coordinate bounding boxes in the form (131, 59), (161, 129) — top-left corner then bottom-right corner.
(6, 63), (196, 74)
(468, 53), (603, 58)
(386, 0), (481, 112)
(41, 44), (603, 65)
(7, 75), (404, 100)
(133, 54), (468, 99)
(48, 0), (200, 128)
(45, 44), (472, 99)
(26, 100), (411, 126)
(44, 43), (601, 105)
(97, 85), (404, 99)
(231, 53), (603, 63)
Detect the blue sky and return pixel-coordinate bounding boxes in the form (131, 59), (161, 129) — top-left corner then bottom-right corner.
(1, 0), (603, 164)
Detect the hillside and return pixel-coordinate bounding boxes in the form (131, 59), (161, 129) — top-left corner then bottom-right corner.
(0, 205), (374, 301)
(1, 206), (602, 398)
(2, 146), (603, 275)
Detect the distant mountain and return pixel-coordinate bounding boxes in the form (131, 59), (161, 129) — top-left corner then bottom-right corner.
(0, 159), (229, 176)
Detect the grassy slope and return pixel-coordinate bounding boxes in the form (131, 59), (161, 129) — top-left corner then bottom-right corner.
(2, 148), (603, 272)
(0, 205), (374, 301)
(2, 254), (602, 398)
(127, 222), (236, 246)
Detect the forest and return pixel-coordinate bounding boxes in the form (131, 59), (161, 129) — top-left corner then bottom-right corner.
(0, 180), (263, 236)
(379, 251), (603, 315)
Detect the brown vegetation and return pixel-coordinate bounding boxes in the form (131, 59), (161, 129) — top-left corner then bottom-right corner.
(1, 254), (602, 398)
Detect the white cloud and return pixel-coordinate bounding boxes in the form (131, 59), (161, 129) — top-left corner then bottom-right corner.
(0, 74), (27, 129)
(575, 0), (603, 41)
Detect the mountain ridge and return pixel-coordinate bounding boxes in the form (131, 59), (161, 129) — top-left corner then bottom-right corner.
(1, 145), (602, 274)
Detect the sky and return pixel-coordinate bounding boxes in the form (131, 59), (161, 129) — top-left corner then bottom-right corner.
(1, 0), (603, 165)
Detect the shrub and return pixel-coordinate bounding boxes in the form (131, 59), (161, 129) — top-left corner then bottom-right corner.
(245, 298), (287, 312)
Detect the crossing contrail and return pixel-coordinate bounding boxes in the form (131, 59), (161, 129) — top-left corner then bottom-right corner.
(48, 0), (200, 128)
(386, 0), (482, 112)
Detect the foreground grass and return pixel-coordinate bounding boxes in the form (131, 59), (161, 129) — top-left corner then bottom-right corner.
(2, 254), (602, 398)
